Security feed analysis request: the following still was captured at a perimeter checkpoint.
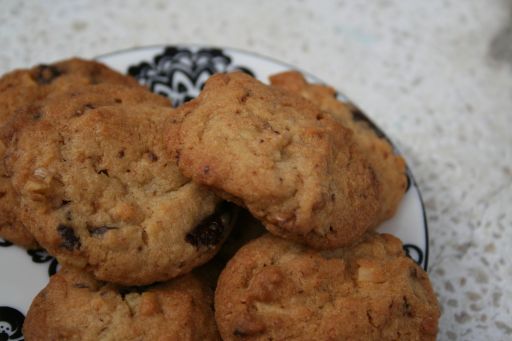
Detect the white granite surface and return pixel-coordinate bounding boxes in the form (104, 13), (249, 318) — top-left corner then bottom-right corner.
(1, 0), (511, 339)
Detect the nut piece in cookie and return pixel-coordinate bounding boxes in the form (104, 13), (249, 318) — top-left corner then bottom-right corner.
(0, 58), (145, 248)
(23, 267), (220, 341)
(7, 96), (234, 285)
(270, 71), (407, 223)
(215, 233), (440, 341)
(169, 72), (381, 249)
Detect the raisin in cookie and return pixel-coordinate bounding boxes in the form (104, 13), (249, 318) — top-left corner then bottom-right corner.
(270, 71), (407, 223)
(23, 267), (220, 341)
(0, 58), (144, 248)
(7, 97), (233, 285)
(215, 233), (440, 341)
(168, 72), (380, 249)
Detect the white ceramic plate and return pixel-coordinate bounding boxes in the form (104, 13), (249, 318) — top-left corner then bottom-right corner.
(0, 45), (428, 339)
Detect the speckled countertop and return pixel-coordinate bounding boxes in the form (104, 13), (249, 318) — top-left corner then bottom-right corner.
(1, 0), (511, 339)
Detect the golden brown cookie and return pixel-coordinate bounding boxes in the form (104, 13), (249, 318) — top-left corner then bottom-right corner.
(0, 58), (139, 124)
(0, 58), (144, 248)
(168, 72), (381, 249)
(0, 178), (34, 247)
(7, 94), (234, 285)
(215, 233), (440, 341)
(23, 267), (220, 341)
(270, 71), (407, 223)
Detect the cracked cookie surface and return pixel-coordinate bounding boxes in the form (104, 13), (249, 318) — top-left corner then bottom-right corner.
(215, 233), (440, 341)
(7, 94), (233, 285)
(169, 72), (380, 249)
(0, 58), (144, 248)
(23, 267), (220, 341)
(270, 71), (407, 223)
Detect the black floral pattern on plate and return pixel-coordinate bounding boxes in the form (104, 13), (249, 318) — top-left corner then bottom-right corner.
(26, 249), (59, 277)
(403, 244), (424, 267)
(0, 239), (13, 247)
(405, 170), (412, 192)
(0, 238), (59, 276)
(0, 306), (24, 341)
(128, 47), (255, 107)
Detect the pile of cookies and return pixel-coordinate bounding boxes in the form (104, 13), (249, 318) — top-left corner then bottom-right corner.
(0, 59), (440, 340)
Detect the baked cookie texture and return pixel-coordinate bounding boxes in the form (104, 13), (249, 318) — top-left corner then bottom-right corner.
(169, 72), (381, 249)
(270, 71), (407, 223)
(6, 91), (233, 285)
(0, 175), (35, 247)
(0, 58), (139, 124)
(0, 58), (143, 248)
(215, 233), (440, 341)
(23, 267), (220, 341)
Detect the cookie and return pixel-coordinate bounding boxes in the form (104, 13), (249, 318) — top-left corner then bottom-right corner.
(0, 179), (35, 247)
(7, 96), (234, 285)
(215, 233), (440, 341)
(168, 72), (381, 249)
(270, 71), (407, 223)
(23, 267), (220, 341)
(0, 58), (145, 248)
(0, 58), (139, 124)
